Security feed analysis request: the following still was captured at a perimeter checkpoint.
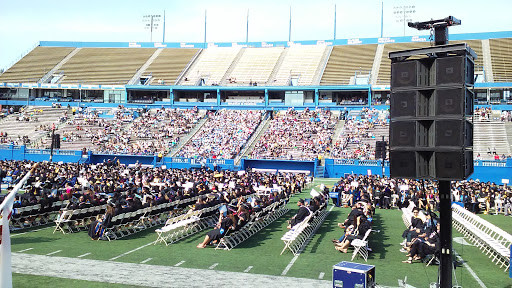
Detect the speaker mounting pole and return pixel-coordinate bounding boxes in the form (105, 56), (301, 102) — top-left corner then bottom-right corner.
(390, 16), (475, 288)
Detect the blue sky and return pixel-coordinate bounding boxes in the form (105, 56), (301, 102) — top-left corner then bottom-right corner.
(0, 0), (510, 71)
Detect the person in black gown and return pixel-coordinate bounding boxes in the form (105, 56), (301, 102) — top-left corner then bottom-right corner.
(88, 204), (114, 240)
(196, 210), (237, 248)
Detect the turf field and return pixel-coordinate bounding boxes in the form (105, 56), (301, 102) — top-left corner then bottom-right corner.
(8, 179), (512, 287)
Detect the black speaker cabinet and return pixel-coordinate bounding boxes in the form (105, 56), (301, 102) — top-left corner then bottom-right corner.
(435, 120), (473, 147)
(390, 151), (417, 178)
(436, 55), (474, 86)
(435, 88), (474, 117)
(435, 150), (474, 180)
(391, 59), (434, 88)
(390, 121), (416, 147)
(390, 90), (434, 118)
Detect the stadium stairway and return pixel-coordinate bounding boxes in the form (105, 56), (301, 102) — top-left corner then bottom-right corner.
(236, 115), (272, 164)
(127, 48), (164, 85)
(40, 48), (82, 84)
(265, 48), (289, 86)
(474, 121), (511, 159)
(169, 116), (208, 157)
(311, 46), (333, 85)
(330, 120), (345, 147)
(219, 48), (246, 86)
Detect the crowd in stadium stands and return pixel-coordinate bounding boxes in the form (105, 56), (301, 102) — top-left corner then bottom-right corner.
(0, 160), (308, 232)
(250, 107), (336, 161)
(177, 110), (263, 159)
(330, 109), (389, 160)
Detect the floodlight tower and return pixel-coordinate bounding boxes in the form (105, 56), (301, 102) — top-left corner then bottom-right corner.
(393, 4), (416, 36)
(142, 14), (162, 42)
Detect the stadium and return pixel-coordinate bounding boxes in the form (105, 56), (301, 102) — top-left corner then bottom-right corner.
(0, 2), (511, 288)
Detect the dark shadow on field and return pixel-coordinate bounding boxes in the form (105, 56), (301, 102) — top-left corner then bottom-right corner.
(11, 224), (53, 234)
(367, 213), (390, 260)
(234, 211), (295, 249)
(11, 236), (56, 245)
(308, 209), (344, 253)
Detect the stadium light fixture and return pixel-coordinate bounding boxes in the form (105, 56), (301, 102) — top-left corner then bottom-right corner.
(142, 14), (162, 42)
(393, 4), (416, 36)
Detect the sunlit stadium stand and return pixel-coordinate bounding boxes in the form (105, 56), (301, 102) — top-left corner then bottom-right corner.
(224, 47), (285, 86)
(320, 44), (377, 85)
(178, 47), (241, 86)
(58, 48), (157, 85)
(376, 42), (431, 85)
(270, 45), (328, 86)
(0, 106), (67, 146)
(489, 38), (512, 82)
(143, 48), (200, 85)
(0, 47), (74, 83)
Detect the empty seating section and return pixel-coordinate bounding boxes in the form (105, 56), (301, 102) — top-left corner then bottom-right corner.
(58, 48), (156, 85)
(490, 38), (512, 82)
(177, 110), (263, 159)
(251, 109), (336, 160)
(0, 106), (68, 146)
(451, 204), (511, 271)
(473, 121), (511, 159)
(0, 47), (74, 83)
(180, 47), (241, 86)
(320, 45), (377, 85)
(271, 46), (327, 86)
(450, 40), (483, 69)
(145, 48), (199, 85)
(226, 47), (284, 86)
(376, 42), (431, 85)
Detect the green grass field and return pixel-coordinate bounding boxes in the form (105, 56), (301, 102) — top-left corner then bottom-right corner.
(9, 179), (512, 288)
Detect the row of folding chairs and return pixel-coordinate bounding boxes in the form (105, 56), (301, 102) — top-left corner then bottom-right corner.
(451, 203), (511, 271)
(12, 200), (70, 229)
(216, 199), (290, 250)
(102, 197), (200, 241)
(154, 205), (221, 246)
(53, 204), (108, 234)
(280, 203), (329, 256)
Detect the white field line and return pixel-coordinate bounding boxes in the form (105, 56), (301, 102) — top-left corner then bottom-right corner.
(281, 205), (334, 276)
(281, 255), (299, 276)
(77, 253), (91, 258)
(17, 248), (33, 253)
(46, 250), (62, 256)
(453, 250), (486, 288)
(209, 263), (219, 269)
(244, 266), (253, 273)
(318, 272), (325, 279)
(140, 258), (152, 264)
(109, 241), (156, 261)
(174, 261), (185, 267)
